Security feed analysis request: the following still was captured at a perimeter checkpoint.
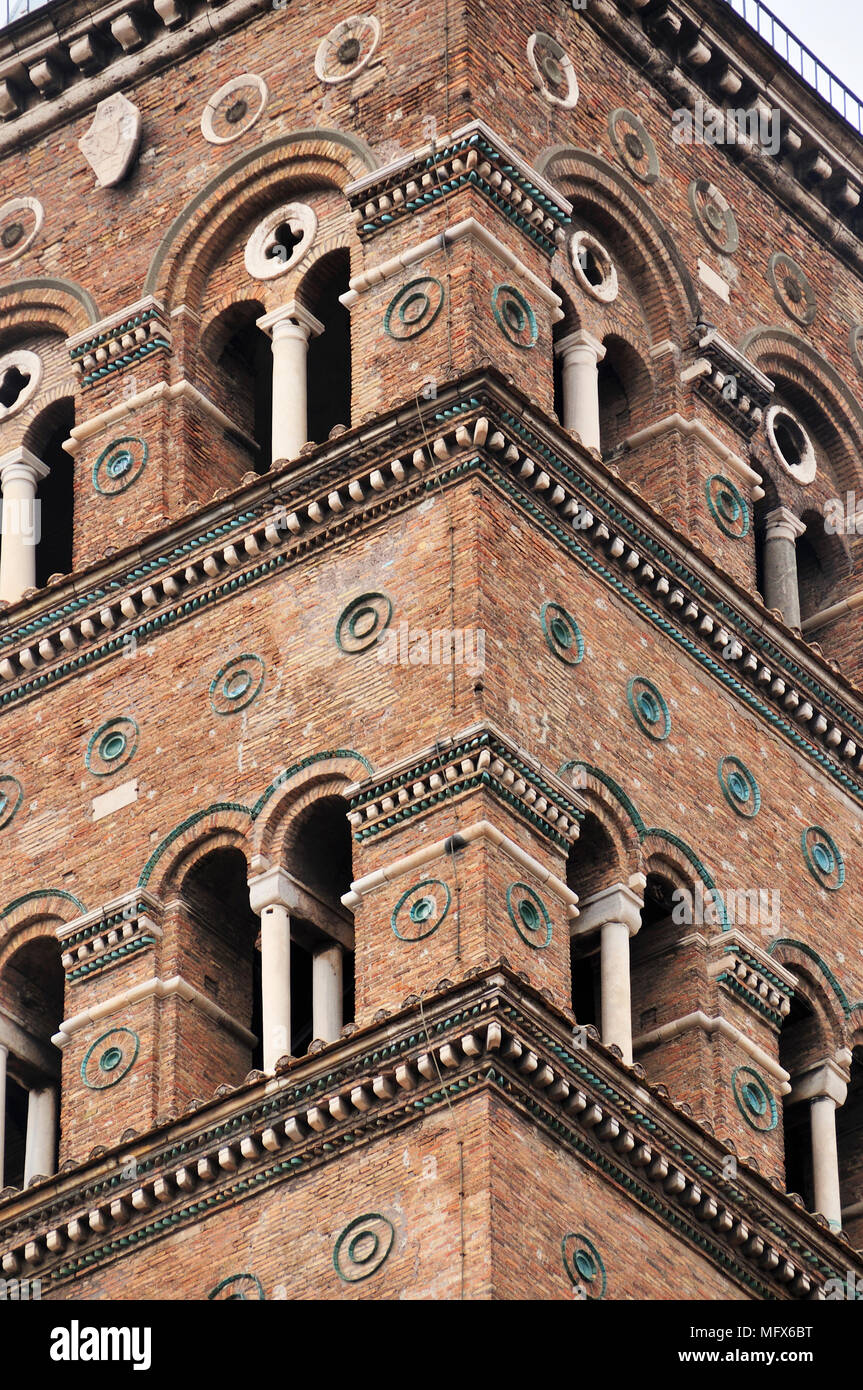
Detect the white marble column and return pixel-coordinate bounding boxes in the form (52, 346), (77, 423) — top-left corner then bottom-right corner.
(554, 329), (606, 451)
(249, 868), (294, 1071)
(573, 881), (645, 1064)
(23, 1083), (57, 1184)
(312, 942), (343, 1045)
(256, 301), (324, 463)
(790, 1057), (849, 1233)
(764, 507), (806, 628)
(0, 448), (49, 604)
(0, 1044), (7, 1189)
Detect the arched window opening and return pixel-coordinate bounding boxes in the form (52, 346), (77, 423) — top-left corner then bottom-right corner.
(214, 308), (272, 474)
(0, 937), (64, 1189)
(837, 1047), (863, 1250)
(565, 815), (619, 1030)
(300, 249), (351, 446)
(598, 336), (653, 459)
(182, 847), (262, 1077)
(284, 794), (355, 1052)
(28, 399), (75, 588)
(796, 508), (850, 625)
(630, 873), (679, 1066)
(752, 477), (780, 607)
(779, 993), (823, 1210)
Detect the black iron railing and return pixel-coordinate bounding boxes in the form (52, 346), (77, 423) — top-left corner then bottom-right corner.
(1, 0), (50, 25)
(720, 0), (863, 134)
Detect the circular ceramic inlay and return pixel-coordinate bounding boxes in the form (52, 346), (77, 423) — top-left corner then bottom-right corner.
(0, 774), (23, 830)
(391, 878), (452, 941)
(0, 197), (43, 266)
(627, 676), (670, 741)
(201, 74), (269, 145)
(333, 1213), (395, 1282)
(506, 881), (553, 949)
(540, 602), (584, 665)
(336, 592), (393, 653)
(569, 230), (619, 303)
(210, 654), (266, 716)
(609, 109), (659, 185)
(526, 32), (579, 109)
(732, 1065), (778, 1131)
(801, 825), (844, 891)
(717, 755), (761, 818)
(688, 179), (739, 254)
(81, 1027), (140, 1090)
(384, 278), (444, 339)
(243, 202), (317, 281)
(85, 717), (139, 776)
(705, 474), (750, 539)
(315, 15), (381, 83)
(764, 405), (816, 484)
(93, 436), (148, 496)
(562, 1233), (607, 1299)
(0, 349), (42, 421)
(766, 252), (816, 326)
(207, 1274), (266, 1301)
(491, 284), (538, 349)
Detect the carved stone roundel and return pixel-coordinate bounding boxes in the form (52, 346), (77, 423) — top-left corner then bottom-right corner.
(315, 15), (381, 84)
(0, 197), (43, 266)
(0, 349), (42, 421)
(526, 32), (578, 109)
(201, 74), (269, 145)
(244, 204), (317, 281)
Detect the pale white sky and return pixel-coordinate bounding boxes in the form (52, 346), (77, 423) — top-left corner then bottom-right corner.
(734, 0), (863, 100)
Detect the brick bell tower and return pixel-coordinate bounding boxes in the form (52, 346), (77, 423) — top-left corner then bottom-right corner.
(0, 0), (862, 1305)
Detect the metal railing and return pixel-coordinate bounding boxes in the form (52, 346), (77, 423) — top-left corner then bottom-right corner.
(720, 0), (863, 134)
(1, 0), (50, 25)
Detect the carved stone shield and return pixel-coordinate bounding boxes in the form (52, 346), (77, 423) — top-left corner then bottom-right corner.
(78, 93), (142, 188)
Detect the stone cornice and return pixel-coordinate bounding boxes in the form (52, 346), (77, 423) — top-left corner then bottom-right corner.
(0, 372), (861, 808)
(345, 119), (572, 257)
(0, 0), (269, 148)
(66, 296), (171, 389)
(590, 0), (863, 274)
(709, 932), (795, 1031)
(0, 970), (856, 1296)
(345, 723), (586, 851)
(684, 327), (775, 439)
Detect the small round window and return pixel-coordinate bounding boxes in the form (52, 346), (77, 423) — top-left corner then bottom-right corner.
(569, 231), (618, 303)
(765, 405), (816, 485)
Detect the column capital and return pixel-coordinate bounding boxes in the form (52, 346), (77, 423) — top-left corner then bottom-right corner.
(256, 300), (325, 341)
(575, 879), (644, 937)
(248, 865), (294, 914)
(554, 328), (606, 363)
(788, 1054), (850, 1107)
(0, 447), (49, 487)
(764, 506), (806, 543)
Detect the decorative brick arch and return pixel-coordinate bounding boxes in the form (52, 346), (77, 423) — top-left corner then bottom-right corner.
(251, 750), (373, 861)
(557, 760), (641, 878)
(537, 146), (699, 349)
(768, 938), (863, 1038)
(0, 277), (99, 343)
(138, 803), (254, 895)
(639, 829), (727, 928)
(738, 326), (863, 496)
(0, 887), (85, 973)
(144, 130), (378, 313)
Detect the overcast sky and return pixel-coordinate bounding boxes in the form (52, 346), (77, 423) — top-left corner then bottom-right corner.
(738, 0), (862, 98)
